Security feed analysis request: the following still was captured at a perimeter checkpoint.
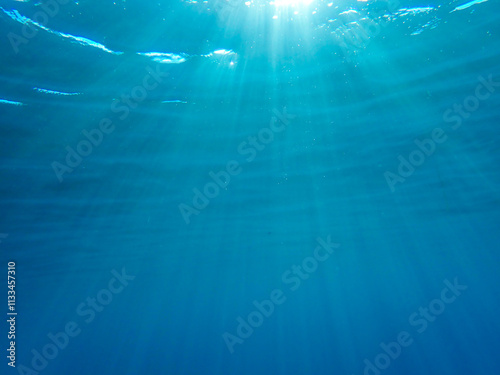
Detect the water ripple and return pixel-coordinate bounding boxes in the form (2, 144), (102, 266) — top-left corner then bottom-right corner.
(452, 0), (489, 12)
(0, 7), (122, 55)
(34, 88), (82, 96)
(0, 98), (24, 106)
(137, 52), (188, 64)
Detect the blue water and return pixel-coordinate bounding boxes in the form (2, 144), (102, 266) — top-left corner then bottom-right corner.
(1, 0), (499, 374)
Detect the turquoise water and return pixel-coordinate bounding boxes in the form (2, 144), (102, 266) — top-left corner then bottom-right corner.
(1, 0), (499, 374)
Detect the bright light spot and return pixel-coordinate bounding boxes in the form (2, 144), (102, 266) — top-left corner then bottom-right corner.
(213, 49), (234, 55)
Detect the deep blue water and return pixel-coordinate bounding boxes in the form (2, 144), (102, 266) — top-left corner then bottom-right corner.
(1, 0), (500, 374)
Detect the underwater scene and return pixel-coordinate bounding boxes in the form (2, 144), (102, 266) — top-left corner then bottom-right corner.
(1, 0), (499, 374)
